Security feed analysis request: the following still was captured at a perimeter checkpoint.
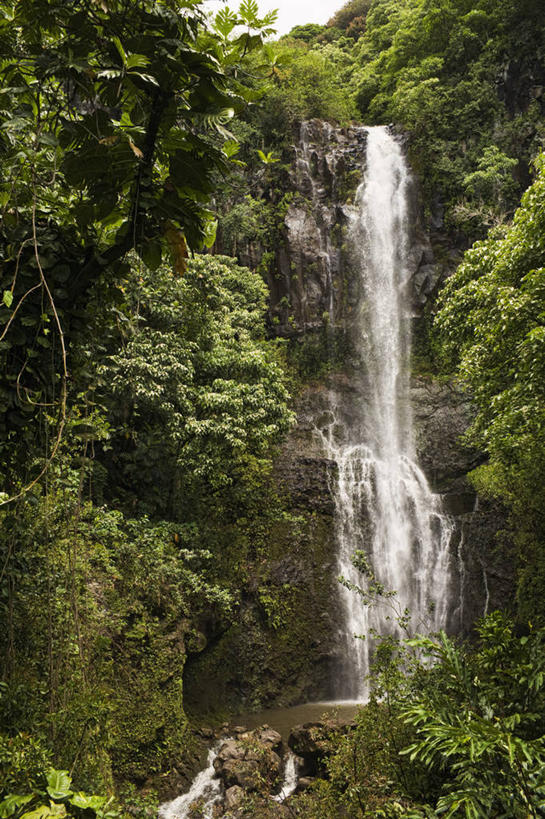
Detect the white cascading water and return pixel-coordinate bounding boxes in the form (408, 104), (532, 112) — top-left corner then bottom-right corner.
(158, 743), (300, 818)
(320, 127), (454, 700)
(158, 744), (224, 819)
(272, 752), (300, 803)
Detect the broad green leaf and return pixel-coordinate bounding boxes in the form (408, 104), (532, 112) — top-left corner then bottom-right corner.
(2, 290), (13, 308)
(69, 793), (107, 811)
(112, 36), (127, 66)
(141, 241), (162, 271)
(126, 54), (150, 70)
(21, 805), (65, 819)
(46, 770), (72, 801)
(0, 794), (34, 818)
(202, 219), (218, 249)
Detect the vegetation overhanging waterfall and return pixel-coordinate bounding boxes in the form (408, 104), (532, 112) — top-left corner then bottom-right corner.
(320, 127), (455, 700)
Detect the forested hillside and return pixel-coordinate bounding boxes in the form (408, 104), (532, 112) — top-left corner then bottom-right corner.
(1, 0), (545, 817)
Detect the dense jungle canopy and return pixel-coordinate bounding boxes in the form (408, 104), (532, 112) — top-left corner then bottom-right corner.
(1, 0), (545, 817)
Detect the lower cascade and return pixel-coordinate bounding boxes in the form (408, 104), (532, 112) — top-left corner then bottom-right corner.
(158, 744), (224, 819)
(272, 753), (300, 803)
(158, 739), (299, 818)
(319, 126), (455, 700)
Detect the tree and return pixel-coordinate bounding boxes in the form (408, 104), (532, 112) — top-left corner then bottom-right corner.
(327, 0), (372, 37)
(86, 254), (294, 519)
(0, 0), (276, 483)
(435, 153), (545, 619)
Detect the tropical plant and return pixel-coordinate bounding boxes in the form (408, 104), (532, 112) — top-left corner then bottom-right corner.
(0, 767), (120, 819)
(0, 0), (276, 482)
(402, 615), (545, 817)
(78, 253), (294, 519)
(435, 152), (545, 618)
(295, 614), (545, 818)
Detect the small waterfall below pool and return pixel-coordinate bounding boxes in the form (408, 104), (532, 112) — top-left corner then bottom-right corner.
(273, 752), (300, 803)
(319, 127), (454, 700)
(158, 744), (224, 819)
(158, 741), (300, 818)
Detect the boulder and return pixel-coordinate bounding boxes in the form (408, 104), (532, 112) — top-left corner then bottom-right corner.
(224, 786), (245, 811)
(288, 720), (345, 776)
(295, 776), (315, 793)
(214, 729), (282, 794)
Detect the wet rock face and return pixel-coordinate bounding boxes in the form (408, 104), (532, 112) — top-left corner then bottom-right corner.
(412, 378), (483, 496)
(411, 377), (515, 631)
(280, 372), (514, 639)
(268, 120), (366, 336)
(268, 120), (440, 337)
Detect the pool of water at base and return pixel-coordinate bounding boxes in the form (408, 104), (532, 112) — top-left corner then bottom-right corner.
(232, 700), (362, 738)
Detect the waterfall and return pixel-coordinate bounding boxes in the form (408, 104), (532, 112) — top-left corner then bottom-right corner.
(320, 126), (454, 700)
(272, 752), (300, 803)
(158, 744), (224, 819)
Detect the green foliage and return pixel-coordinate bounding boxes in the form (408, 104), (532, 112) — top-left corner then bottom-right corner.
(286, 24), (326, 43)
(248, 41), (356, 146)
(293, 614), (545, 818)
(220, 196), (274, 256)
(0, 767), (120, 819)
(0, 734), (52, 796)
(435, 154), (545, 619)
(0, 471), (225, 785)
(402, 616), (545, 817)
(84, 254), (294, 518)
(327, 0), (372, 37)
(462, 146), (518, 202)
(0, 246), (293, 788)
(350, 0), (545, 238)
(0, 0), (276, 453)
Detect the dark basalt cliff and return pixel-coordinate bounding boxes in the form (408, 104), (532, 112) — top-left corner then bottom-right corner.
(267, 120), (514, 636)
(264, 120), (440, 337)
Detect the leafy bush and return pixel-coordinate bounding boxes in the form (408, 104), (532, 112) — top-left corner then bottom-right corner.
(86, 254), (294, 519)
(294, 614), (545, 818)
(0, 767), (119, 819)
(435, 153), (545, 619)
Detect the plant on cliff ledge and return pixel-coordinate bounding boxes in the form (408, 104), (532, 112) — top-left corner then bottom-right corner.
(435, 152), (545, 619)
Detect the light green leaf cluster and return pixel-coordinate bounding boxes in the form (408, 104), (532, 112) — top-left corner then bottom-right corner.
(435, 153), (545, 464)
(0, 767), (119, 819)
(402, 616), (545, 817)
(91, 254), (293, 512)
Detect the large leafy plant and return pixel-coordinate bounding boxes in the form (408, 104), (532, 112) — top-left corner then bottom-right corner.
(402, 615), (545, 817)
(0, 768), (119, 818)
(0, 0), (276, 469)
(86, 254), (294, 518)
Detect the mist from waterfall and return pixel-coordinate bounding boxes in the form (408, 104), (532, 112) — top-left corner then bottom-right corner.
(319, 126), (454, 700)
